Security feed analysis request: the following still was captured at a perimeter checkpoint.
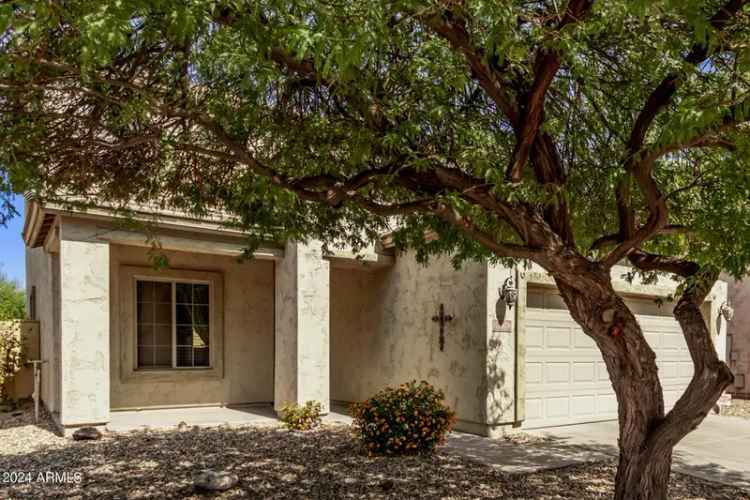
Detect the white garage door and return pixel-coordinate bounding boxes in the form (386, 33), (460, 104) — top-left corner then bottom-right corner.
(524, 288), (694, 429)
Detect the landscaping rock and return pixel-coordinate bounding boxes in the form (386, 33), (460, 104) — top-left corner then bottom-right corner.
(72, 427), (102, 441)
(2, 408), (748, 500)
(193, 469), (239, 492)
(380, 479), (394, 491)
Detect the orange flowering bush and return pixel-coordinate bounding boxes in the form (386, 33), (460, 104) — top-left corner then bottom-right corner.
(351, 381), (456, 456)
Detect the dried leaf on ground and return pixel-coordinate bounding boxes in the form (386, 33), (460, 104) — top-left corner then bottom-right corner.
(0, 407), (747, 499)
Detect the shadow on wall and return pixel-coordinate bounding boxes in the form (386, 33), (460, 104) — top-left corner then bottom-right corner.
(485, 335), (514, 426)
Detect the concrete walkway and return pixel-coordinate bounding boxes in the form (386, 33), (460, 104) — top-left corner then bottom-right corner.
(444, 431), (615, 474)
(107, 404), (352, 432)
(523, 414), (750, 490)
(445, 415), (750, 490)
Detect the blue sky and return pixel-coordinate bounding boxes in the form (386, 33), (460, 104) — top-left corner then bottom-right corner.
(0, 194), (26, 288)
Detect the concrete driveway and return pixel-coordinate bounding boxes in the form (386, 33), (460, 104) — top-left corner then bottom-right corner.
(526, 414), (750, 490)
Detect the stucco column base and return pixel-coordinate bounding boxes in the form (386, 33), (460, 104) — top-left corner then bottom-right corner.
(454, 419), (516, 438)
(274, 241), (330, 413)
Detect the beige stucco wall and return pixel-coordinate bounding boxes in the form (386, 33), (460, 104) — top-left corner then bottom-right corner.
(110, 244), (275, 409)
(25, 245), (60, 415)
(330, 252), (492, 433)
(728, 277), (750, 396)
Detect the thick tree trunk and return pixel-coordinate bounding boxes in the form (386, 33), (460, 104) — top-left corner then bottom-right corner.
(551, 268), (732, 500)
(615, 448), (672, 500)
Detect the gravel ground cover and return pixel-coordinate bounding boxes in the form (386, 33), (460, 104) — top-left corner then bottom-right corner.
(0, 405), (747, 499)
(722, 399), (750, 419)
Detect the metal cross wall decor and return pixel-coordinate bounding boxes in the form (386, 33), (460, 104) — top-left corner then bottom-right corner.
(432, 303), (454, 352)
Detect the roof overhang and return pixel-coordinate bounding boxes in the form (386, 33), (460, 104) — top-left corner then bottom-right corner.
(23, 199), (56, 248)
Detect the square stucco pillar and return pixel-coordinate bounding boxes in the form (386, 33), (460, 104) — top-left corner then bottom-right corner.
(59, 224), (110, 428)
(274, 241), (330, 413)
(484, 264), (521, 435)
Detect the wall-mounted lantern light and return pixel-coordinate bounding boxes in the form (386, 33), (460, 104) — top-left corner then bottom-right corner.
(720, 301), (734, 322)
(495, 276), (519, 324)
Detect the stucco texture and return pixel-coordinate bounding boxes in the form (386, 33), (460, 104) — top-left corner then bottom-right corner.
(728, 278), (750, 396)
(25, 246), (59, 415)
(330, 252), (492, 431)
(60, 224), (110, 426)
(110, 244), (275, 409)
(274, 241), (330, 412)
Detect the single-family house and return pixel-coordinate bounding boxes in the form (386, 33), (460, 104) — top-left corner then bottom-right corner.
(22, 198), (730, 435)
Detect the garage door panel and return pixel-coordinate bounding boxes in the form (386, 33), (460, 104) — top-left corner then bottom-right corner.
(546, 362), (570, 383)
(526, 362), (543, 384)
(524, 292), (693, 429)
(546, 327), (571, 348)
(526, 398), (543, 420)
(571, 395), (596, 415)
(546, 397), (570, 418)
(597, 394), (617, 414)
(526, 326), (544, 349)
(660, 361), (680, 379)
(573, 362), (595, 382)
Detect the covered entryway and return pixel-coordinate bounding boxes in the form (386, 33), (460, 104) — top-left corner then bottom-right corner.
(524, 287), (694, 428)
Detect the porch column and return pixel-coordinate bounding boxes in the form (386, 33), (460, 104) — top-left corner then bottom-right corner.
(274, 241), (330, 413)
(485, 264), (521, 435)
(59, 222), (110, 428)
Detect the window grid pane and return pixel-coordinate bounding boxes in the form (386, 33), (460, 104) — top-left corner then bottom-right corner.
(137, 280), (209, 369)
(136, 280), (174, 368)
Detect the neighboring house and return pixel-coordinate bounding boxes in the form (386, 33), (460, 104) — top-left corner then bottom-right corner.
(23, 199), (730, 436)
(728, 279), (750, 398)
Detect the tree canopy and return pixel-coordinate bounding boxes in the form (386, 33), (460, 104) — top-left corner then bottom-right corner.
(0, 2), (748, 497)
(0, 271), (24, 321)
(0, 0), (748, 277)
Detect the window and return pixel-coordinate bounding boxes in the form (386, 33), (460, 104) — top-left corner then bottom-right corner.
(136, 279), (211, 369)
(29, 286), (37, 321)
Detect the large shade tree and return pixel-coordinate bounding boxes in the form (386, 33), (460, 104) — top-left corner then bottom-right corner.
(1, 1), (749, 497)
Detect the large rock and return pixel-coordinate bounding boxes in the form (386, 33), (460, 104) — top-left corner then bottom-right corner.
(72, 427), (103, 441)
(193, 470), (239, 492)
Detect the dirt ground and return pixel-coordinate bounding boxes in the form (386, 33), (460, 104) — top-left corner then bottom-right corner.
(0, 405), (747, 499)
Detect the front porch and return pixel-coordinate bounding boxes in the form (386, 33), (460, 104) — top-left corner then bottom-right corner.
(106, 404), (353, 433)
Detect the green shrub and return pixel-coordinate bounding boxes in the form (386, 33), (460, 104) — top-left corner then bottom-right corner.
(351, 380), (456, 456)
(280, 400), (323, 430)
(0, 324), (23, 402)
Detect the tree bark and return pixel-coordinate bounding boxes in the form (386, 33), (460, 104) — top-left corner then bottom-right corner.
(550, 268), (732, 500)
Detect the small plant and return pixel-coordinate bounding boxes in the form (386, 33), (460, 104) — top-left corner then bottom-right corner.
(279, 400), (323, 431)
(351, 380), (456, 456)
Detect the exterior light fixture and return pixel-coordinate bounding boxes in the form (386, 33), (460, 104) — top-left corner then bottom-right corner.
(495, 275), (519, 324)
(720, 301), (734, 322)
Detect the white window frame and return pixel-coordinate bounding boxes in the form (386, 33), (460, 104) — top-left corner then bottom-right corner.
(134, 276), (214, 371)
